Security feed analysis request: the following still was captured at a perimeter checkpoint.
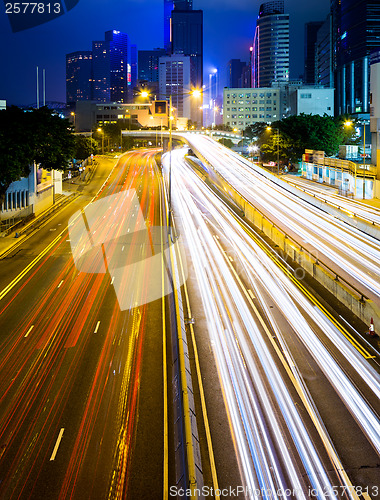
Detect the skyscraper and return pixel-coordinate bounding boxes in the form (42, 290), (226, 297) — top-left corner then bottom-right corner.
(92, 40), (110, 102)
(332, 0), (380, 115)
(159, 54), (192, 118)
(138, 48), (166, 83)
(67, 30), (134, 104)
(164, 0), (193, 54)
(304, 21), (324, 84)
(315, 14), (333, 88)
(252, 0), (289, 87)
(227, 59), (246, 88)
(66, 51), (93, 104)
(105, 30), (130, 103)
(171, 9), (203, 91)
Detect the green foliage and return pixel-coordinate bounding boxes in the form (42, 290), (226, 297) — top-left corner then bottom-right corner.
(0, 106), (75, 199)
(257, 114), (359, 163)
(74, 135), (98, 160)
(218, 138), (234, 149)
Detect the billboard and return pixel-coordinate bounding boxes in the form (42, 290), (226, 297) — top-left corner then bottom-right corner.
(154, 100), (167, 116)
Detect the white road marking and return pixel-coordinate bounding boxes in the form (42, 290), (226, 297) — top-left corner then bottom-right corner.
(94, 321), (101, 334)
(25, 325), (34, 338)
(50, 428), (64, 461)
(247, 289), (256, 301)
(57, 280), (64, 288)
(111, 277), (115, 285)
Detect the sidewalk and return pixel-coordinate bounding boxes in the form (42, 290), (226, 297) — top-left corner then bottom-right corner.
(283, 173), (380, 210)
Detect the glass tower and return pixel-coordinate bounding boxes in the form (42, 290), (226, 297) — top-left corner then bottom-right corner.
(253, 0), (289, 87)
(332, 0), (380, 115)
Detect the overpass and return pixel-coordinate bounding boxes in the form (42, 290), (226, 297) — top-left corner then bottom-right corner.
(121, 129), (245, 150)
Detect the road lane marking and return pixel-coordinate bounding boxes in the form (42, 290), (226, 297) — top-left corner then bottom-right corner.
(111, 276), (115, 285)
(50, 428), (64, 461)
(94, 321), (101, 334)
(247, 289), (255, 301)
(24, 325), (34, 338)
(57, 280), (64, 288)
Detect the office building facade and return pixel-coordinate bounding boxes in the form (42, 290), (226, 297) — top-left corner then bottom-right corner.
(171, 9), (203, 92)
(66, 30), (134, 105)
(304, 21), (324, 84)
(159, 54), (193, 121)
(164, 0), (193, 54)
(315, 14), (334, 88)
(227, 59), (246, 88)
(332, 0), (380, 116)
(252, 0), (289, 88)
(92, 40), (111, 102)
(138, 49), (166, 83)
(66, 51), (93, 104)
(223, 87), (280, 130)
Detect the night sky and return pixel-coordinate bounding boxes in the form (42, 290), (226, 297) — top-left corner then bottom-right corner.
(0, 0), (330, 106)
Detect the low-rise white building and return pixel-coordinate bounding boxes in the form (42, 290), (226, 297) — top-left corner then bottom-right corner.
(288, 87), (334, 116)
(223, 88), (280, 131)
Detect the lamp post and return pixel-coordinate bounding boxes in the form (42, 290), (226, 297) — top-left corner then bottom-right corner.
(363, 122), (366, 199)
(97, 128), (104, 155)
(344, 120), (358, 196)
(71, 111), (76, 130)
(267, 126), (280, 174)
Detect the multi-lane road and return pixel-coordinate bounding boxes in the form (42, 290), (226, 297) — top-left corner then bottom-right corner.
(0, 140), (379, 499)
(0, 151), (175, 499)
(164, 146), (380, 499)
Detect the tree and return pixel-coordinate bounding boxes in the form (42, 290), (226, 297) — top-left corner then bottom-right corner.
(257, 114), (359, 164)
(31, 107), (75, 170)
(218, 138), (234, 148)
(0, 106), (75, 204)
(74, 135), (98, 160)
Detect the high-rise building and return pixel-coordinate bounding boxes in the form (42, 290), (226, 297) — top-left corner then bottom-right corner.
(67, 30), (135, 104)
(159, 54), (193, 120)
(138, 48), (166, 83)
(315, 15), (333, 88)
(252, 0), (289, 87)
(304, 21), (324, 84)
(66, 51), (93, 104)
(171, 9), (203, 91)
(332, 0), (380, 115)
(164, 0), (193, 53)
(92, 40), (111, 102)
(105, 30), (130, 103)
(227, 59), (246, 88)
(130, 44), (138, 93)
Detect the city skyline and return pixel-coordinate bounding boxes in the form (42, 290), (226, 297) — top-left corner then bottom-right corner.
(0, 0), (330, 106)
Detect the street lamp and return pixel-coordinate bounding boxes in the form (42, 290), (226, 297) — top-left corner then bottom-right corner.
(344, 120), (356, 196)
(71, 111), (76, 130)
(267, 126), (280, 175)
(362, 121), (366, 199)
(97, 128), (104, 155)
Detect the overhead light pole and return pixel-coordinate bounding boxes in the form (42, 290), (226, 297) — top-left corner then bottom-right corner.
(97, 128), (104, 155)
(267, 126), (280, 174)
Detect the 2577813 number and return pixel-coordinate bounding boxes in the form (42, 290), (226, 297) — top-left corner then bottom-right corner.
(5, 3), (61, 14)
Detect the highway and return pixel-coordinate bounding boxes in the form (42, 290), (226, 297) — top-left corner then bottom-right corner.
(0, 151), (173, 499)
(165, 147), (380, 498)
(182, 135), (380, 307)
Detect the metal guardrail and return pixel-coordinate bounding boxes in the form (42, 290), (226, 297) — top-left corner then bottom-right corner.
(1, 205), (35, 236)
(284, 179), (380, 227)
(14, 192), (79, 238)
